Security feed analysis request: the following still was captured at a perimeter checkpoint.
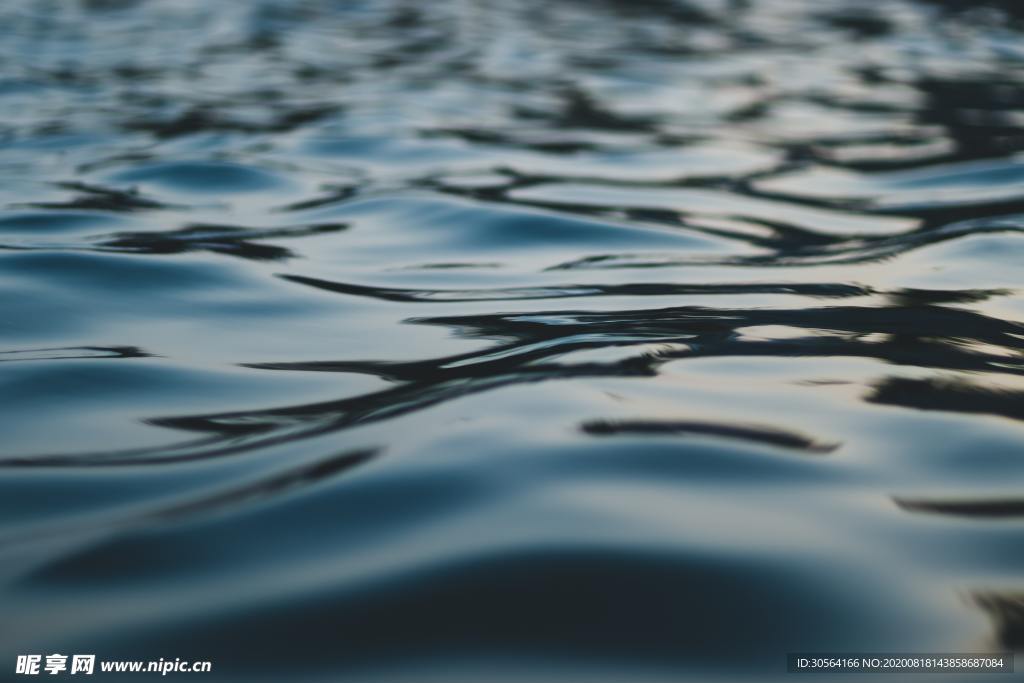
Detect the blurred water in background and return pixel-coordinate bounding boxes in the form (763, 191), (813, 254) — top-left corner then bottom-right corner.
(1, 0), (1024, 680)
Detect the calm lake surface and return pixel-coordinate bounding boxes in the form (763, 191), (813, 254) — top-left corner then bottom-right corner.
(2, 1), (1024, 680)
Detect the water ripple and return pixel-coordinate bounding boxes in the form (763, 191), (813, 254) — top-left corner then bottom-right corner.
(2, 0), (1024, 680)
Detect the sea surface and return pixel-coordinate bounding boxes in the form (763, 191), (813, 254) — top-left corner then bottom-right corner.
(2, 1), (1024, 681)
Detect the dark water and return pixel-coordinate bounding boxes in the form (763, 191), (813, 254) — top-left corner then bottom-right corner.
(2, 0), (1024, 680)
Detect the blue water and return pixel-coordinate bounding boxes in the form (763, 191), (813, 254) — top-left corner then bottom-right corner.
(2, 1), (1024, 681)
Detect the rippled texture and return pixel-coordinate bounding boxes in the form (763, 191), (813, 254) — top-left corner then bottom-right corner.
(2, 1), (1024, 680)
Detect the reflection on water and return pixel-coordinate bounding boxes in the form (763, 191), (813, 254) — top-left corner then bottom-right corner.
(1, 0), (1024, 680)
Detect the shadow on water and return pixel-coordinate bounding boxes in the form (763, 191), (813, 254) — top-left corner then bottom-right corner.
(4, 296), (1018, 467)
(869, 376), (1024, 422)
(975, 594), (1024, 651)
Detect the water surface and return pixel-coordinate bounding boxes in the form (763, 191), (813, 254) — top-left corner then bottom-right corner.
(2, 1), (1024, 680)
